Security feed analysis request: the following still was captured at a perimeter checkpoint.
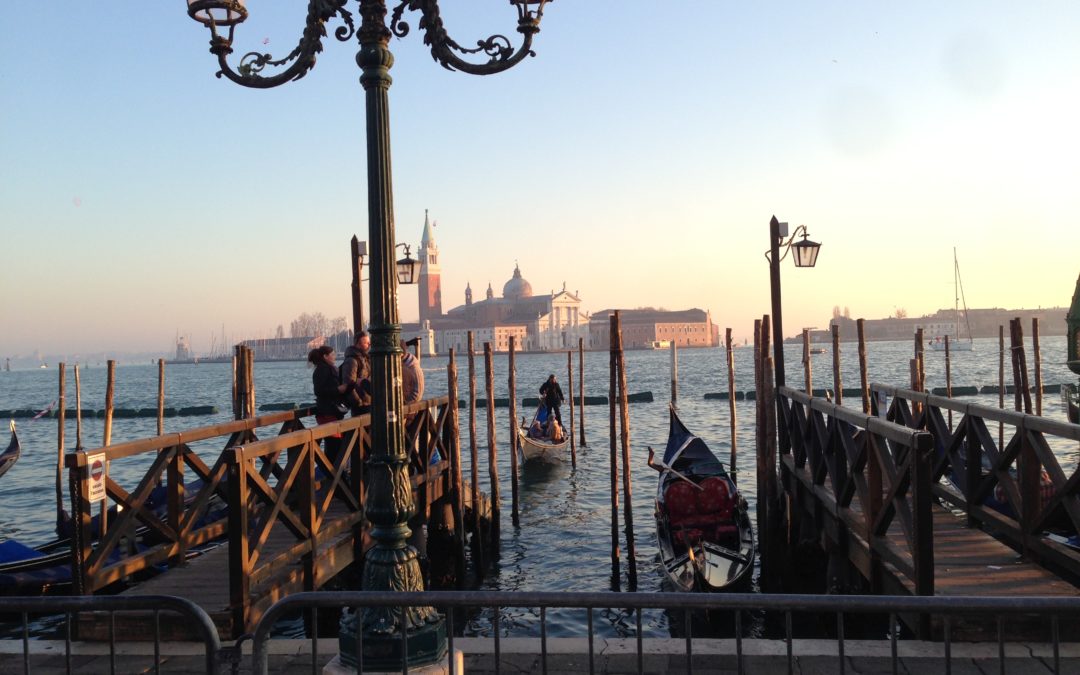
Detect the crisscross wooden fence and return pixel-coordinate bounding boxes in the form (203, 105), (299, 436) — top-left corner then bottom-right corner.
(224, 395), (456, 632)
(779, 386), (935, 598)
(871, 383), (1080, 579)
(67, 410), (311, 595)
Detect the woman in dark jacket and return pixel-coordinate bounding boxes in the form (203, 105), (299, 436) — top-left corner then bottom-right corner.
(308, 346), (349, 464)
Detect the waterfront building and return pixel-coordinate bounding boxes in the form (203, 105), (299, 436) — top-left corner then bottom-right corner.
(826, 306), (1068, 343)
(410, 216), (590, 353)
(589, 308), (720, 349)
(239, 336), (326, 360)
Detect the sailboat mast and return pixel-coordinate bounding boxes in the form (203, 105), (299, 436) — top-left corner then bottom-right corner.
(954, 247), (960, 338)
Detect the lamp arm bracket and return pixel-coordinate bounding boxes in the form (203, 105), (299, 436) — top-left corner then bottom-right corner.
(211, 0), (356, 89)
(391, 0), (541, 76)
(764, 224), (809, 264)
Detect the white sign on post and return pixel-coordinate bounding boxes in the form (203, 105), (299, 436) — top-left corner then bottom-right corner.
(87, 453), (107, 503)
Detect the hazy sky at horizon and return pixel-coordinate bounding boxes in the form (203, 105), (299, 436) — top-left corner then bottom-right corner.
(2, 2), (1078, 356)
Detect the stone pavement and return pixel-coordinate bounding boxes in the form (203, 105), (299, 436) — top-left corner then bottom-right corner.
(2, 637), (1077, 674)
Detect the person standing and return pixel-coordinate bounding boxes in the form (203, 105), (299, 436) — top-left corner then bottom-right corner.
(401, 339), (425, 405)
(539, 373), (564, 426)
(340, 331), (371, 417)
(308, 346), (350, 464)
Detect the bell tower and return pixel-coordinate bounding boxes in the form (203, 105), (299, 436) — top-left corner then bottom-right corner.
(418, 209), (442, 325)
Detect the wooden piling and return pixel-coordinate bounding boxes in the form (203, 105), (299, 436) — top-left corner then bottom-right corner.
(231, 351), (239, 420)
(761, 317), (781, 585)
(1032, 317), (1043, 416)
(508, 336), (519, 527)
(670, 341), (678, 404)
(945, 336), (953, 431)
(446, 348), (466, 585)
(246, 347), (255, 419)
(567, 350), (577, 469)
(831, 324), (842, 406)
(725, 328), (737, 478)
(802, 328), (812, 394)
(857, 319), (870, 414)
(484, 342), (500, 545)
(103, 360), (116, 446)
(999, 326), (1005, 449)
(467, 332), (483, 575)
(614, 311), (637, 587)
(753, 320), (764, 576)
(608, 313), (621, 580)
(56, 363), (66, 530)
(74, 365), (83, 451)
(578, 338), (586, 447)
(1009, 318), (1037, 556)
(157, 359), (165, 436)
(915, 328), (925, 419)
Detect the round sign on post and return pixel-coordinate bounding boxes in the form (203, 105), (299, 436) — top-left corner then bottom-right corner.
(87, 453), (107, 503)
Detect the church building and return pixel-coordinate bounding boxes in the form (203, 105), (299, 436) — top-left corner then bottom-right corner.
(410, 214), (589, 353)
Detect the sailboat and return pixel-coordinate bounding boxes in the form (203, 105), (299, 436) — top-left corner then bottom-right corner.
(930, 248), (974, 352)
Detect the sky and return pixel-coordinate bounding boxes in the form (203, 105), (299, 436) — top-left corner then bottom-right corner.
(2, 2), (1079, 356)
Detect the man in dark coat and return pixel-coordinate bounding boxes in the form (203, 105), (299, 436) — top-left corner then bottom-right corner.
(340, 331), (371, 417)
(539, 373), (564, 426)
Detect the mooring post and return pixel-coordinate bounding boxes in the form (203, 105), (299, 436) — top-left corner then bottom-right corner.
(1010, 318), (1038, 557)
(103, 360), (116, 447)
(608, 313), (621, 582)
(157, 359), (166, 436)
(831, 324), (842, 406)
(467, 332), (483, 575)
(999, 326), (1005, 449)
(567, 350), (577, 469)
(508, 336), (519, 528)
(670, 340), (678, 404)
(753, 320), (765, 582)
(446, 348), (466, 586)
(945, 335), (953, 431)
(726, 328), (737, 480)
(857, 319), (870, 414)
(578, 337), (586, 447)
(74, 365), (83, 452)
(350, 235), (364, 335)
(762, 323), (782, 587)
(484, 342), (500, 547)
(614, 311), (637, 588)
(802, 328), (811, 394)
(55, 363), (66, 536)
(915, 328), (925, 422)
(1033, 317), (1043, 416)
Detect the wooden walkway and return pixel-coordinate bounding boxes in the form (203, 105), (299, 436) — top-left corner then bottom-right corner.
(68, 398), (469, 641)
(773, 386), (1080, 640)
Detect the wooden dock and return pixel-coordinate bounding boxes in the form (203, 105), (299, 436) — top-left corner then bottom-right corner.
(68, 397), (472, 640)
(765, 384), (1080, 640)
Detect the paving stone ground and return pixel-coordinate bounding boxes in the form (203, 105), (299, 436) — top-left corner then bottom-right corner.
(1, 638), (1077, 674)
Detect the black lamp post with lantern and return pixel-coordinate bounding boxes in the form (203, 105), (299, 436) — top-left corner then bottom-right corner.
(184, 0), (552, 669)
(766, 215), (821, 393)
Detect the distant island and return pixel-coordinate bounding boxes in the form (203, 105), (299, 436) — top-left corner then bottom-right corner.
(795, 306), (1067, 343)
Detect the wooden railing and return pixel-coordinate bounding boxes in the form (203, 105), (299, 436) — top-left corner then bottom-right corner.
(871, 383), (1080, 579)
(223, 395), (455, 632)
(66, 409), (312, 595)
(778, 386), (936, 596)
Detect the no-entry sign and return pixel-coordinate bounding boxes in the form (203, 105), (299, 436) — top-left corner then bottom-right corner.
(87, 453), (107, 503)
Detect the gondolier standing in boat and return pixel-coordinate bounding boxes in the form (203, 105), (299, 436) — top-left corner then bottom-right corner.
(539, 374), (565, 426)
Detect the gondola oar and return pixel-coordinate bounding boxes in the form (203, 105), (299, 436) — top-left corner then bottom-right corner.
(647, 446), (703, 491)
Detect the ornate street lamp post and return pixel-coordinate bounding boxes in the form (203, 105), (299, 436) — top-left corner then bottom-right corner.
(185, 1), (551, 669)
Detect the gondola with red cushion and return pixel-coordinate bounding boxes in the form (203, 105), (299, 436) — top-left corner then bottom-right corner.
(652, 405), (754, 592)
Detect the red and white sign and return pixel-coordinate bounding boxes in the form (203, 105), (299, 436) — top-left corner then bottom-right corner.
(87, 453), (107, 503)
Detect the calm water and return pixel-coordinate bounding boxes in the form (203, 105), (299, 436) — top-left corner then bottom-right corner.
(1, 336), (1075, 637)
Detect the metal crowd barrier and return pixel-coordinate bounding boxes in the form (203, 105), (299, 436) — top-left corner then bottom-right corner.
(251, 591), (1080, 675)
(0, 595), (221, 674)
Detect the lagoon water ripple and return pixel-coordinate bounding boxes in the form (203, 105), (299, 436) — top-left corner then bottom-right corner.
(0, 337), (1074, 636)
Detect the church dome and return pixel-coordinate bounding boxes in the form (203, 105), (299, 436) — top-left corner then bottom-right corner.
(502, 264), (533, 300)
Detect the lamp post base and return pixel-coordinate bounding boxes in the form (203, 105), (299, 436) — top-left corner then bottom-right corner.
(326, 642), (459, 674)
(337, 617), (447, 672)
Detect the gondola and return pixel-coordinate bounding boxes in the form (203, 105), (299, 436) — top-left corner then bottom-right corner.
(517, 405), (569, 464)
(651, 405), (754, 592)
(0, 421), (20, 480)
